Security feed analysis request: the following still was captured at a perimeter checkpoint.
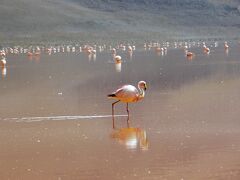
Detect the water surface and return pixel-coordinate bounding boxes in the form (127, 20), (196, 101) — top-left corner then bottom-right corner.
(0, 43), (240, 179)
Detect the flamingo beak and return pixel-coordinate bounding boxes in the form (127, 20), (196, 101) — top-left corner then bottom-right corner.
(144, 85), (147, 91)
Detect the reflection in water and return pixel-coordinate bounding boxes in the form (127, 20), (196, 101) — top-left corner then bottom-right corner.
(156, 51), (164, 56)
(87, 54), (92, 61)
(111, 127), (148, 150)
(87, 53), (97, 62)
(1, 67), (7, 79)
(204, 50), (210, 55)
(186, 55), (194, 61)
(27, 54), (40, 62)
(155, 47), (167, 56)
(225, 49), (229, 56)
(127, 51), (133, 60)
(1, 43), (240, 179)
(92, 53), (96, 61)
(115, 62), (122, 72)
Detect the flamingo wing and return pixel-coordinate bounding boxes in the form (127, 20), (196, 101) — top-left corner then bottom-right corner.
(109, 85), (139, 102)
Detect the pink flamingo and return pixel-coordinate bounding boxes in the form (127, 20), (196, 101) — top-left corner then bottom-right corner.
(224, 41), (229, 50)
(203, 44), (210, 54)
(114, 55), (122, 64)
(185, 49), (195, 56)
(0, 58), (6, 67)
(108, 81), (147, 128)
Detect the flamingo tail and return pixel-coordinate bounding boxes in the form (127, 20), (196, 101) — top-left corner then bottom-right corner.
(108, 94), (116, 97)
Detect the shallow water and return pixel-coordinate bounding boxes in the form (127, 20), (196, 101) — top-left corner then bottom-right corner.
(1, 43), (240, 179)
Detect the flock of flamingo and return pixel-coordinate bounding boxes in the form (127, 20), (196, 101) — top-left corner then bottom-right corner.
(0, 40), (231, 66)
(0, 40), (235, 127)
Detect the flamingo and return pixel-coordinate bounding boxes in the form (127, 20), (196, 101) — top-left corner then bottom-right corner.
(108, 81), (147, 128)
(185, 49), (195, 56)
(224, 41), (229, 49)
(0, 58), (6, 67)
(114, 55), (122, 64)
(0, 50), (6, 59)
(185, 50), (195, 60)
(155, 46), (163, 53)
(203, 44), (210, 54)
(111, 48), (116, 55)
(127, 46), (133, 53)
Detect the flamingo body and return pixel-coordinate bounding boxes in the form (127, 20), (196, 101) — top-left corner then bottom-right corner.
(224, 41), (229, 49)
(0, 58), (6, 67)
(108, 85), (140, 103)
(114, 55), (122, 63)
(186, 51), (194, 57)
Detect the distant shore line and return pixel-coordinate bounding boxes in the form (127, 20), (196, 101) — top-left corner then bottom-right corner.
(0, 35), (239, 46)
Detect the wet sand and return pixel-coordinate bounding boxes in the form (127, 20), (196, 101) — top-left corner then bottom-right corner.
(1, 43), (240, 179)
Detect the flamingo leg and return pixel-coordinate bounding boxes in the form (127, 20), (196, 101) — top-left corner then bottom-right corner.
(112, 100), (120, 128)
(126, 103), (130, 124)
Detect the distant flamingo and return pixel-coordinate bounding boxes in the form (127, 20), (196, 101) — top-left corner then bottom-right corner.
(224, 41), (229, 55)
(185, 50), (195, 60)
(108, 81), (147, 128)
(0, 58), (6, 67)
(203, 44), (210, 54)
(127, 46), (133, 53)
(144, 43), (147, 50)
(186, 51), (194, 57)
(111, 48), (116, 56)
(0, 50), (6, 58)
(224, 41), (229, 50)
(127, 46), (133, 59)
(114, 55), (122, 64)
(155, 47), (163, 53)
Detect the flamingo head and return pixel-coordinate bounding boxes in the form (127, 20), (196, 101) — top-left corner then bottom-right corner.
(138, 81), (147, 91)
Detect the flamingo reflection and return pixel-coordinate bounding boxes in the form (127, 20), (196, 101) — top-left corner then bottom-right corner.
(27, 50), (41, 61)
(115, 62), (122, 72)
(127, 46), (133, 60)
(225, 48), (229, 55)
(1, 67), (7, 79)
(85, 48), (97, 62)
(111, 127), (149, 150)
(224, 42), (229, 55)
(127, 51), (133, 60)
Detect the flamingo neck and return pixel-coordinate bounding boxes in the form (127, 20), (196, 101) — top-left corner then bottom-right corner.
(138, 86), (145, 100)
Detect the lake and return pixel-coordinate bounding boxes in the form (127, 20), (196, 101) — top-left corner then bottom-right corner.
(0, 41), (240, 179)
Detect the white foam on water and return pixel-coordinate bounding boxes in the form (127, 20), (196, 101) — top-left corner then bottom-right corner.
(1, 115), (127, 123)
